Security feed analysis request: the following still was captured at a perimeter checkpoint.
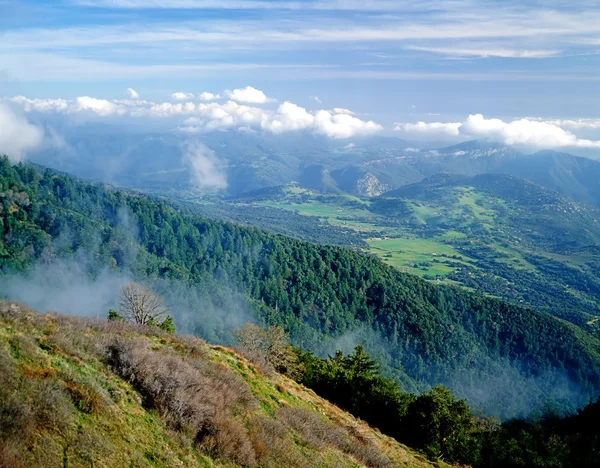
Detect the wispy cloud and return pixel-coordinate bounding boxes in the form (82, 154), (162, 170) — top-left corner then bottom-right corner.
(0, 53), (333, 81)
(406, 45), (563, 59)
(126, 87), (140, 98)
(71, 0), (472, 12)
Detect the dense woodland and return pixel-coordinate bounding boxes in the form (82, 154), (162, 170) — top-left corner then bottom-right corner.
(1, 157), (600, 419)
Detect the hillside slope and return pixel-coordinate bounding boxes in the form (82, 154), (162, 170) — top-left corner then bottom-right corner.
(0, 301), (440, 468)
(1, 158), (599, 418)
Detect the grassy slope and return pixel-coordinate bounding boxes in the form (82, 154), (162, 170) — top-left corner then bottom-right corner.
(0, 301), (442, 468)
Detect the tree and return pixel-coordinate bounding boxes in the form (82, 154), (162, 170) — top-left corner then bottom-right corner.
(107, 309), (123, 322)
(157, 315), (176, 333)
(119, 282), (169, 326)
(401, 385), (474, 463)
(341, 344), (379, 375)
(233, 323), (296, 374)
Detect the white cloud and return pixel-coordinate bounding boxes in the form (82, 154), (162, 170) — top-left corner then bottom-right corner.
(71, 96), (126, 116)
(172, 91), (194, 101)
(145, 101), (197, 117)
(181, 141), (227, 190)
(314, 110), (382, 138)
(0, 104), (44, 162)
(126, 88), (140, 99)
(176, 101), (267, 132)
(395, 114), (600, 148)
(311, 96), (323, 104)
(199, 92), (221, 101)
(394, 121), (461, 137)
(9, 96), (69, 113)
(262, 101), (314, 133)
(537, 118), (600, 130)
(261, 102), (382, 138)
(332, 108), (355, 115)
(225, 86), (272, 104)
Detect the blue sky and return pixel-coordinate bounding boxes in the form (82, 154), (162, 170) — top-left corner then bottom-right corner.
(2, 0), (600, 153)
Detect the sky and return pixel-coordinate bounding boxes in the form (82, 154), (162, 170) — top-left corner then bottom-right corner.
(2, 0), (600, 157)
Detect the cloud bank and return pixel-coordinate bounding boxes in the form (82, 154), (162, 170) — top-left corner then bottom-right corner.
(395, 114), (600, 149)
(7, 87), (382, 139)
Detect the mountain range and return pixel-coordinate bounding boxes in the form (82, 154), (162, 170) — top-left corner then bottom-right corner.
(29, 129), (600, 207)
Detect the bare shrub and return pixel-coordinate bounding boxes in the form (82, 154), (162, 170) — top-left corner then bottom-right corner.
(277, 407), (346, 449)
(8, 334), (40, 362)
(233, 323), (297, 374)
(72, 429), (108, 466)
(119, 282), (169, 325)
(0, 347), (19, 392)
(0, 392), (32, 441)
(248, 415), (306, 468)
(347, 442), (394, 468)
(0, 440), (28, 468)
(0, 301), (46, 330)
(199, 416), (256, 466)
(343, 424), (394, 468)
(172, 335), (209, 359)
(277, 407), (393, 468)
(104, 336), (257, 465)
(31, 379), (75, 432)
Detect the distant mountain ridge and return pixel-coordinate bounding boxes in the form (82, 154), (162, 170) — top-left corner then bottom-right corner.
(26, 128), (600, 207)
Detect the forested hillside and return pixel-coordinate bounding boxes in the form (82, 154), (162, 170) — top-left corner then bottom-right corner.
(1, 157), (599, 418)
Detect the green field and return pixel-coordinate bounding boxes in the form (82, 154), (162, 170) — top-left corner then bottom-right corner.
(246, 191), (481, 280)
(368, 237), (473, 277)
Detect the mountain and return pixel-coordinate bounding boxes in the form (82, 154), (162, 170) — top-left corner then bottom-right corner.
(26, 125), (600, 207)
(213, 172), (600, 330)
(296, 165), (341, 194)
(310, 140), (600, 205)
(0, 301), (434, 468)
(27, 128), (411, 197)
(490, 149), (600, 206)
(398, 141), (600, 207)
(1, 157), (599, 419)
